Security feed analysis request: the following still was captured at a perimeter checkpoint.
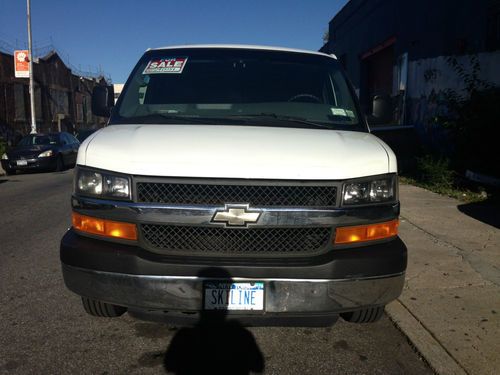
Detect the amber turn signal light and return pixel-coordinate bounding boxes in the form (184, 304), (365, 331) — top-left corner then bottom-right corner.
(72, 212), (137, 241)
(334, 219), (399, 244)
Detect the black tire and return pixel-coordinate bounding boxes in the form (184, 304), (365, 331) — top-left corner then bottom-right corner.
(5, 168), (16, 176)
(55, 155), (64, 171)
(81, 297), (127, 317)
(341, 306), (384, 323)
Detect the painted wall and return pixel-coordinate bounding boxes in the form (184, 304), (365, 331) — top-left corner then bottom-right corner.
(326, 0), (496, 92)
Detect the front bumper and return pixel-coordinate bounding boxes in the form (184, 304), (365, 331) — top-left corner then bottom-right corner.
(63, 263), (404, 314)
(2, 156), (56, 171)
(61, 229), (406, 323)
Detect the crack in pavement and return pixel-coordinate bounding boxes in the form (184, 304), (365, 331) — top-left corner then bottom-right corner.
(400, 216), (499, 287)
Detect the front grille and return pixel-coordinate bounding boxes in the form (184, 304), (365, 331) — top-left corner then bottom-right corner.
(141, 224), (332, 256)
(136, 182), (337, 207)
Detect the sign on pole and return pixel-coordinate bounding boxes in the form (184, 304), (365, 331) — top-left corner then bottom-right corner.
(14, 50), (30, 78)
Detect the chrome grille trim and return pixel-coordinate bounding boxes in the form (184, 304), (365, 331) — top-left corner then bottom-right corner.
(71, 196), (400, 228)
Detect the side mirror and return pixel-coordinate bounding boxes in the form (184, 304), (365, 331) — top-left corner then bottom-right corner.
(91, 85), (114, 117)
(370, 95), (392, 124)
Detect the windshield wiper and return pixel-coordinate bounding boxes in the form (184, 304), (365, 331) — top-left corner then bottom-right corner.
(229, 113), (333, 130)
(118, 113), (255, 126)
(121, 113), (215, 124)
(117, 112), (338, 129)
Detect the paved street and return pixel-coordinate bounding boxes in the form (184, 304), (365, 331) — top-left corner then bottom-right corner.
(0, 171), (432, 374)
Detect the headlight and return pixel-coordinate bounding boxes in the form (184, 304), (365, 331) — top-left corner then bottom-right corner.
(38, 150), (53, 157)
(1, 153), (8, 160)
(342, 175), (396, 205)
(75, 168), (130, 200)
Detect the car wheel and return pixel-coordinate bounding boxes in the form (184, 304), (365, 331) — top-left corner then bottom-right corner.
(340, 306), (384, 323)
(5, 168), (16, 176)
(55, 155), (64, 171)
(81, 297), (127, 317)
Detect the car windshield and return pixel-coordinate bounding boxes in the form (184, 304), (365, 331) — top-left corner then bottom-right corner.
(112, 48), (364, 131)
(18, 135), (59, 146)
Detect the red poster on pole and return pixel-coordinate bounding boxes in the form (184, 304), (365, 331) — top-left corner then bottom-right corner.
(14, 50), (30, 78)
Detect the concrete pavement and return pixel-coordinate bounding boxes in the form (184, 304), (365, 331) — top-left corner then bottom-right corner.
(0, 172), (432, 374)
(387, 184), (500, 375)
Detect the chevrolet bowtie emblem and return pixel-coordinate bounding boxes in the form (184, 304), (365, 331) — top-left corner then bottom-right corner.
(212, 204), (261, 227)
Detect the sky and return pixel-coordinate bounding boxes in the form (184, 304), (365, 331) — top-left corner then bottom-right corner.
(0, 0), (348, 83)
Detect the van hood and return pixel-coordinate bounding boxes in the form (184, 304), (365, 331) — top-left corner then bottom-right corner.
(79, 124), (396, 180)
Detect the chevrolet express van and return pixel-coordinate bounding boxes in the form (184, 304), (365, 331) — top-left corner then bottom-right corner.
(60, 45), (406, 326)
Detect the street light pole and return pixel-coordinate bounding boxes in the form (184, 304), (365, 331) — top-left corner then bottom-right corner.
(27, 0), (37, 134)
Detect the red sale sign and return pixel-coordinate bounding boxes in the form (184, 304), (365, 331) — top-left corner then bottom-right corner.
(14, 50), (29, 78)
(143, 57), (188, 74)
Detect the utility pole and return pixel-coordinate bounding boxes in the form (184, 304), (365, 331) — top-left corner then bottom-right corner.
(27, 0), (37, 134)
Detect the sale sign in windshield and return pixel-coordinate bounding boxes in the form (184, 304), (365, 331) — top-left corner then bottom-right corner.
(143, 57), (188, 74)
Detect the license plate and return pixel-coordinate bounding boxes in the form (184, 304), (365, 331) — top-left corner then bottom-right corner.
(204, 281), (264, 311)
(16, 160), (28, 166)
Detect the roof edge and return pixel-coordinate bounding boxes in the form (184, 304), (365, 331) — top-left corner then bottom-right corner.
(147, 44), (336, 59)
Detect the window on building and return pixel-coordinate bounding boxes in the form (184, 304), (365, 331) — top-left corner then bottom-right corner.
(13, 84), (26, 121)
(49, 89), (69, 117)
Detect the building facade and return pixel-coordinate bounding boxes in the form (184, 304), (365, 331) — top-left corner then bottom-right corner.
(0, 50), (108, 143)
(321, 0), (500, 128)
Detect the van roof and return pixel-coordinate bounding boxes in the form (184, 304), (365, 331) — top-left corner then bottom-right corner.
(148, 44), (337, 59)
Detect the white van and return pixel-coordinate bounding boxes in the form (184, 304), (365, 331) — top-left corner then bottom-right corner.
(60, 45), (406, 326)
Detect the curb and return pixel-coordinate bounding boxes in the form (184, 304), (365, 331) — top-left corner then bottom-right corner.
(386, 300), (468, 375)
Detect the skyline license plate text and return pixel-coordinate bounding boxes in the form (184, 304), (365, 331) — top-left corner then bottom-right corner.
(204, 281), (264, 311)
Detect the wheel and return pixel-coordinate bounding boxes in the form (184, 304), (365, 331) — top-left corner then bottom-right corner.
(341, 306), (384, 323)
(81, 297), (127, 317)
(5, 168), (16, 176)
(55, 155), (64, 171)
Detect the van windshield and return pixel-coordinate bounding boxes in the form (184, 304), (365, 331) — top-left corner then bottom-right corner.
(112, 48), (364, 131)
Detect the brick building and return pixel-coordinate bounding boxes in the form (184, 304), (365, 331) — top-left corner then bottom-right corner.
(0, 50), (108, 143)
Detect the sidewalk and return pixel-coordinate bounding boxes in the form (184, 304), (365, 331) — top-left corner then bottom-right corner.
(386, 184), (500, 375)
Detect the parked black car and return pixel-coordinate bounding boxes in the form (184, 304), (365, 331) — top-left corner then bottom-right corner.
(75, 128), (97, 143)
(1, 132), (80, 175)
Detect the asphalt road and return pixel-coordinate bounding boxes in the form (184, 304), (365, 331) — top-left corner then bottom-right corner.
(0, 171), (432, 375)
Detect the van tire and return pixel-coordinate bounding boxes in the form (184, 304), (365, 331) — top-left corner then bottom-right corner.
(82, 297), (127, 317)
(341, 306), (384, 323)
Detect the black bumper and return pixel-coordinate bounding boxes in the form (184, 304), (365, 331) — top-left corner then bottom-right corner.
(60, 231), (406, 322)
(60, 229), (406, 280)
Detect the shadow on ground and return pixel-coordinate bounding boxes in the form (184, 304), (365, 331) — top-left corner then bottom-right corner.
(458, 196), (500, 229)
(163, 267), (264, 375)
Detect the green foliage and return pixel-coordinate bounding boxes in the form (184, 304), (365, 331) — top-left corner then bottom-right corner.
(431, 55), (500, 176)
(322, 29), (329, 44)
(400, 154), (488, 203)
(416, 155), (455, 189)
